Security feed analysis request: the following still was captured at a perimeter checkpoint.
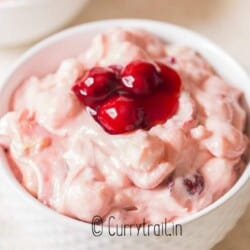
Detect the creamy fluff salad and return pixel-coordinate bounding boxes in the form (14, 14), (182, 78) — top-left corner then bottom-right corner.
(0, 28), (248, 224)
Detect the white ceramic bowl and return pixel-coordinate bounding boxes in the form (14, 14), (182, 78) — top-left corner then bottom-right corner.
(0, 0), (89, 47)
(0, 19), (249, 250)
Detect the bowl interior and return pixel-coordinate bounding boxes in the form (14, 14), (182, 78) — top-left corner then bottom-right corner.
(0, 19), (249, 227)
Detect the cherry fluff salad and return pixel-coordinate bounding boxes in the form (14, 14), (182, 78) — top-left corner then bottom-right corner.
(0, 28), (248, 225)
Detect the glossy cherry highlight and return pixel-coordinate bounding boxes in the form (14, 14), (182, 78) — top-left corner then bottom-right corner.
(121, 60), (162, 95)
(72, 67), (118, 108)
(97, 96), (143, 134)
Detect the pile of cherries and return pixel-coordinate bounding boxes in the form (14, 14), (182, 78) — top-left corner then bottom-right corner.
(72, 60), (181, 134)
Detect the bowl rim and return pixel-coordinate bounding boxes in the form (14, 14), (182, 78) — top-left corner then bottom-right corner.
(0, 18), (249, 231)
(0, 0), (71, 9)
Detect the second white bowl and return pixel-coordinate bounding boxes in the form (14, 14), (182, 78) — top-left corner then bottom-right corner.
(0, 0), (89, 47)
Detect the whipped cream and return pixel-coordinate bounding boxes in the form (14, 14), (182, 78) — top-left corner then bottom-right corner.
(0, 28), (248, 224)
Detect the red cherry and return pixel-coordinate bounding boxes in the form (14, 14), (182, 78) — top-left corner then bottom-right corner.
(97, 96), (143, 134)
(121, 61), (161, 95)
(183, 174), (204, 195)
(72, 67), (117, 108)
(140, 90), (179, 129)
(157, 63), (181, 94)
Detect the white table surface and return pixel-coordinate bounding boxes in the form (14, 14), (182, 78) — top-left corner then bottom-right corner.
(0, 0), (249, 249)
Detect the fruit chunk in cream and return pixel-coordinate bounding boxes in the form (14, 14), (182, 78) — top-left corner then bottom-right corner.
(0, 28), (248, 224)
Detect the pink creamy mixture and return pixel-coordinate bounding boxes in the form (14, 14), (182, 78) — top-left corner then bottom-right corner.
(0, 28), (248, 224)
